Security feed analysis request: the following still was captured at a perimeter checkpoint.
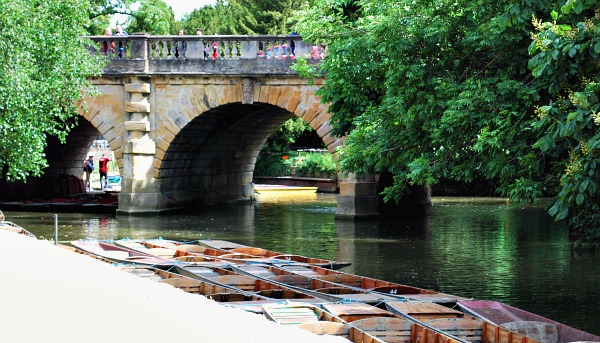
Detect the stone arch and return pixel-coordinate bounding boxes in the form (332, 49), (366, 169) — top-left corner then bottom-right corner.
(80, 76), (128, 170)
(152, 76), (342, 176)
(151, 76), (342, 210)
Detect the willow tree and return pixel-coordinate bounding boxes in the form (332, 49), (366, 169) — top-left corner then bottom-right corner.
(0, 0), (104, 181)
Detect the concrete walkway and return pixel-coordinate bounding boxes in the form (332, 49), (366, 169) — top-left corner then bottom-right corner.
(0, 231), (348, 343)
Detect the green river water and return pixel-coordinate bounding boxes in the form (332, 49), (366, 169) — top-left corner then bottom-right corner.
(4, 194), (599, 335)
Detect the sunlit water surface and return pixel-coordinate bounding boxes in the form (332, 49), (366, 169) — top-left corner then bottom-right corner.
(5, 194), (599, 335)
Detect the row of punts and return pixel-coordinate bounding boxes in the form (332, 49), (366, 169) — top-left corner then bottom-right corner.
(64, 237), (600, 343)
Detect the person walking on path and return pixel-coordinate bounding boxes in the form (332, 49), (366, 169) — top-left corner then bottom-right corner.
(83, 156), (94, 192)
(98, 154), (111, 191)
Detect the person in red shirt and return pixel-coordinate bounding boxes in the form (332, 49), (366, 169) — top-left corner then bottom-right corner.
(98, 154), (111, 191)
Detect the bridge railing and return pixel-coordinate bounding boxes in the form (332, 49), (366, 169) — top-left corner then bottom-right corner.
(86, 34), (325, 62)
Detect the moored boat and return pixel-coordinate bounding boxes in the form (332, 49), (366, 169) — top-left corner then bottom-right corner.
(197, 239), (351, 269)
(254, 184), (318, 195)
(120, 265), (270, 303)
(457, 300), (600, 343)
(273, 264), (466, 304)
(112, 239), (233, 268)
(70, 240), (181, 267)
(321, 302), (469, 343)
(174, 265), (329, 302)
(124, 238), (352, 269)
(261, 302), (352, 340)
(0, 211), (36, 238)
(385, 301), (540, 343)
(231, 264), (399, 304)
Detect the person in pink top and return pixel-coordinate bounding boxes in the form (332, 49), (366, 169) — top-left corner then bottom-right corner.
(98, 154), (111, 191)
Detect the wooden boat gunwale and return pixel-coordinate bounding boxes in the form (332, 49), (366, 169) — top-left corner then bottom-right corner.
(230, 264), (400, 304)
(457, 299), (600, 343)
(0, 211), (36, 238)
(70, 240), (183, 267)
(112, 239), (234, 268)
(120, 265), (272, 303)
(116, 239), (325, 268)
(173, 265), (330, 303)
(273, 263), (467, 304)
(384, 301), (542, 343)
(197, 239), (351, 269)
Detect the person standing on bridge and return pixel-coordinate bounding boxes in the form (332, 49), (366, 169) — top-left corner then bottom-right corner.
(175, 29), (186, 59)
(98, 154), (111, 191)
(102, 27), (114, 55)
(114, 25), (128, 58)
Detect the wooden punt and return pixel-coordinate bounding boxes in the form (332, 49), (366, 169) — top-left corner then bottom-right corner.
(119, 266), (270, 303)
(457, 300), (600, 343)
(273, 264), (466, 304)
(0, 212), (36, 238)
(230, 264), (399, 304)
(112, 239), (232, 268)
(262, 302), (345, 325)
(70, 240), (181, 267)
(385, 301), (541, 343)
(115, 239), (303, 267)
(261, 302), (352, 340)
(174, 265), (329, 302)
(197, 239), (351, 269)
(260, 301), (467, 343)
(321, 302), (469, 343)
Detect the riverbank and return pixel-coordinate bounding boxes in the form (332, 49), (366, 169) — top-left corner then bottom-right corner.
(0, 231), (347, 343)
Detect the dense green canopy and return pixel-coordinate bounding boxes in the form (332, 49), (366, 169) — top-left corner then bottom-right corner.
(293, 0), (599, 243)
(0, 0), (104, 181)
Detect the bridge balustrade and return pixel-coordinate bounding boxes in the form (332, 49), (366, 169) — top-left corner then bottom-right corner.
(87, 34), (324, 62)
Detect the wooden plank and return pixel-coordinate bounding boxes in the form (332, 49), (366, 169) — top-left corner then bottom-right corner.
(386, 301), (465, 319)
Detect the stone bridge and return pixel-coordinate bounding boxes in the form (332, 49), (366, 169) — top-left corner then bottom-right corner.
(59, 34), (382, 217)
(13, 35), (430, 217)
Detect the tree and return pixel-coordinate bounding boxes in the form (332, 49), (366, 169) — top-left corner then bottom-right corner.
(0, 0), (104, 181)
(180, 0), (300, 35)
(529, 1), (600, 244)
(292, 2), (575, 218)
(87, 0), (137, 35)
(126, 0), (176, 35)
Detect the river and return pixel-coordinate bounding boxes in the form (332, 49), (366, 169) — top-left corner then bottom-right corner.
(4, 194), (599, 335)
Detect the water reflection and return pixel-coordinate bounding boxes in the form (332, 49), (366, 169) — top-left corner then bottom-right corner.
(3, 194), (599, 335)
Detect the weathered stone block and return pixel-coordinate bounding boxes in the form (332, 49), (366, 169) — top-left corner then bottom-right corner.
(126, 99), (150, 113)
(123, 138), (156, 155)
(125, 120), (150, 132)
(339, 181), (377, 196)
(125, 83), (151, 93)
(335, 195), (380, 219)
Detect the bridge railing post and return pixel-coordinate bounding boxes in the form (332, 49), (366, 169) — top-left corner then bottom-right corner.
(128, 34), (149, 60)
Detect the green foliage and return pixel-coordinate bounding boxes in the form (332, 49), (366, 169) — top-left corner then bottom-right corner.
(126, 0), (176, 35)
(254, 153), (292, 176)
(261, 117), (312, 153)
(292, 0), (599, 243)
(295, 152), (337, 179)
(0, 0), (105, 181)
(179, 0), (299, 35)
(294, 0), (552, 197)
(529, 1), (600, 244)
(254, 150), (337, 179)
(87, 0), (137, 35)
